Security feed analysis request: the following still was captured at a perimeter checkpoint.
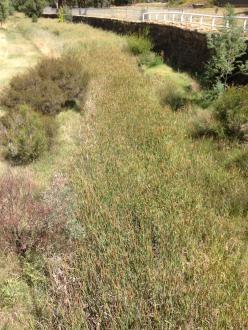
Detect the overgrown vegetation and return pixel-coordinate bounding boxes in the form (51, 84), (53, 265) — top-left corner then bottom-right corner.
(0, 0), (9, 25)
(0, 52), (89, 164)
(21, 0), (47, 19)
(1, 54), (89, 115)
(226, 149), (248, 176)
(0, 105), (57, 164)
(127, 33), (152, 56)
(0, 171), (80, 256)
(0, 14), (247, 330)
(159, 80), (190, 111)
(127, 32), (163, 68)
(204, 5), (248, 93)
(190, 85), (248, 140)
(214, 85), (248, 140)
(58, 5), (72, 23)
(189, 6), (248, 142)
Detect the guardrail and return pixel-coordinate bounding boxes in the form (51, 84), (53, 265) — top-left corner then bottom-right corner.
(143, 11), (248, 32)
(43, 7), (248, 33)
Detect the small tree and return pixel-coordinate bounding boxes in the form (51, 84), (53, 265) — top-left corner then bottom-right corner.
(205, 5), (248, 91)
(22, 0), (47, 18)
(0, 0), (9, 26)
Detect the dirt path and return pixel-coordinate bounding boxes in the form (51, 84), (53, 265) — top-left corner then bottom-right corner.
(0, 26), (42, 174)
(0, 28), (41, 91)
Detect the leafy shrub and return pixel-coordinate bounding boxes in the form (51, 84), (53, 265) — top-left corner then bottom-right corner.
(11, 0), (25, 11)
(167, 92), (188, 111)
(0, 0), (9, 24)
(1, 54), (90, 115)
(138, 52), (163, 68)
(0, 173), (50, 256)
(197, 82), (225, 109)
(22, 0), (46, 18)
(159, 81), (189, 111)
(204, 6), (248, 90)
(8, 0), (14, 15)
(189, 109), (220, 138)
(127, 34), (152, 56)
(214, 86), (248, 140)
(0, 105), (57, 164)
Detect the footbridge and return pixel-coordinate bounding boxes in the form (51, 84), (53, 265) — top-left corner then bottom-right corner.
(43, 6), (248, 33)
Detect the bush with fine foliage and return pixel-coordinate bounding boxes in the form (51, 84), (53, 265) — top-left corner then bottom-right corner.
(214, 86), (248, 140)
(138, 52), (163, 68)
(159, 81), (189, 111)
(127, 34), (152, 56)
(0, 172), (80, 256)
(189, 109), (220, 138)
(1, 54), (90, 115)
(0, 105), (57, 164)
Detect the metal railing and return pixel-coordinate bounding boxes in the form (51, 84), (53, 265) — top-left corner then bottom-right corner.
(43, 7), (248, 33)
(142, 11), (248, 32)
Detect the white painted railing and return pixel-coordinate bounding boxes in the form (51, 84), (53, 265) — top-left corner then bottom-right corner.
(43, 7), (248, 33)
(142, 11), (248, 32)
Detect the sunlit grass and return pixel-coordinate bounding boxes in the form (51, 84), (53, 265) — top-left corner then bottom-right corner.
(0, 15), (247, 329)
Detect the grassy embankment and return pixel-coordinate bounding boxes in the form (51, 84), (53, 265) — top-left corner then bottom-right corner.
(0, 14), (247, 329)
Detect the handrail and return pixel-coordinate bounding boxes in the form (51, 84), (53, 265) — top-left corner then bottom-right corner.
(142, 11), (248, 32)
(143, 11), (248, 19)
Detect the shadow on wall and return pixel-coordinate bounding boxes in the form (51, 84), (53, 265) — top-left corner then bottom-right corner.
(72, 16), (210, 74)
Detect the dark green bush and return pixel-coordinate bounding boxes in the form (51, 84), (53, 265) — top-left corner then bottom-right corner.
(0, 105), (57, 164)
(22, 0), (46, 18)
(214, 86), (248, 140)
(1, 54), (90, 115)
(127, 34), (152, 56)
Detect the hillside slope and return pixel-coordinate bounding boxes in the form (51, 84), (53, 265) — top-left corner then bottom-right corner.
(0, 15), (247, 329)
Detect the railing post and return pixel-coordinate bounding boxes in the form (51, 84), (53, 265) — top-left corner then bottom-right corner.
(200, 15), (203, 27)
(190, 15), (193, 25)
(181, 13), (184, 24)
(243, 19), (247, 32)
(172, 13), (175, 23)
(211, 17), (215, 30)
